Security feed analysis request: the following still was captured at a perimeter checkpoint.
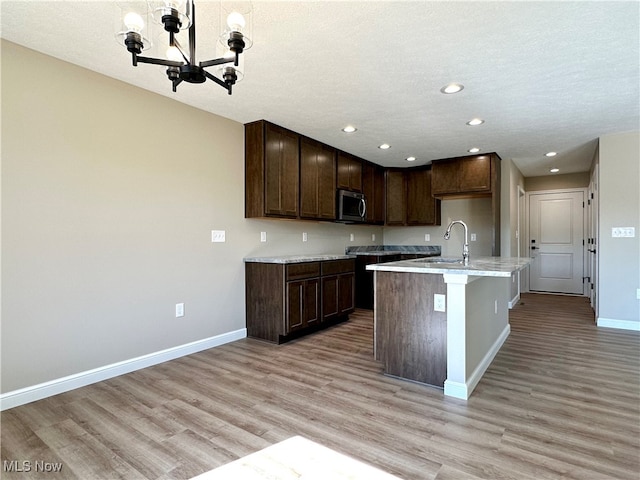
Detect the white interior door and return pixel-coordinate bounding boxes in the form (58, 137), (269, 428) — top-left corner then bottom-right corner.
(528, 190), (585, 294)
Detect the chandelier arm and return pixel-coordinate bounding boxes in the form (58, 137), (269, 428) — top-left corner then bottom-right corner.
(172, 78), (184, 92)
(199, 56), (235, 68)
(135, 56), (184, 68)
(202, 70), (232, 94)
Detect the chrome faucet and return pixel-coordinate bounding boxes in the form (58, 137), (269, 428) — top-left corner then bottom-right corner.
(444, 220), (470, 265)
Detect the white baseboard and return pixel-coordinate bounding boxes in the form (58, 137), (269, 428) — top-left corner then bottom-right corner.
(597, 317), (640, 331)
(508, 293), (521, 309)
(443, 324), (510, 400)
(0, 328), (247, 411)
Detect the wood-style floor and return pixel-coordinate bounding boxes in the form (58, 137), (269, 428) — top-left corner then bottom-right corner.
(2, 294), (639, 479)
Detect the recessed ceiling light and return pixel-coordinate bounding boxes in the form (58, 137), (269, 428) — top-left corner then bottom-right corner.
(342, 125), (357, 133)
(378, 143), (391, 150)
(466, 118), (484, 126)
(468, 147), (480, 153)
(406, 156), (416, 162)
(550, 168), (560, 173)
(440, 83), (464, 94)
(545, 151), (557, 157)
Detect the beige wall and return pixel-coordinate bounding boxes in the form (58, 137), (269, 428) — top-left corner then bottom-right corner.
(1, 41), (383, 393)
(525, 172), (590, 191)
(597, 131), (640, 325)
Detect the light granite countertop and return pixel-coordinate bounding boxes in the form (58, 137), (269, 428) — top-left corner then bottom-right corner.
(366, 256), (532, 277)
(244, 254), (355, 264)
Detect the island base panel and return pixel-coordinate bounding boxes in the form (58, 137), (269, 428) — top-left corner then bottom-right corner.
(375, 271), (447, 387)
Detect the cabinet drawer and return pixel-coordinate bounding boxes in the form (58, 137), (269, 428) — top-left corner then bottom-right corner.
(286, 262), (320, 281)
(321, 259), (355, 276)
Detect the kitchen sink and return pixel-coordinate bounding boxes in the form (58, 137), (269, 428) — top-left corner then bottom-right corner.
(411, 257), (464, 265)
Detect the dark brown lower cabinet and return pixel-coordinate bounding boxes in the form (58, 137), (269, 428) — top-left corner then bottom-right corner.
(321, 260), (355, 321)
(246, 259), (355, 344)
(286, 278), (320, 333)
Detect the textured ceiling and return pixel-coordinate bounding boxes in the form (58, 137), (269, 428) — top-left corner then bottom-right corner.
(2, 1), (638, 177)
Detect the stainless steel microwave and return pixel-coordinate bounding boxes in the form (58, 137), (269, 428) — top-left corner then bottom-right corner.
(337, 189), (367, 223)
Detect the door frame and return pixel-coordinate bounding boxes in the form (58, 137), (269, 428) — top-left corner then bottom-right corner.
(525, 187), (588, 296)
(588, 166), (599, 315)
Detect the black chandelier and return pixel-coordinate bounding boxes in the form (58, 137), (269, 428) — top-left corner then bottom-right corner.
(116, 1), (252, 95)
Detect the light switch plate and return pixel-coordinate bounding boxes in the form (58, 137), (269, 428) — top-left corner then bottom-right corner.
(612, 227), (635, 238)
(176, 303), (184, 318)
(471, 233), (477, 241)
(434, 294), (446, 312)
(424, 234), (430, 241)
(211, 230), (226, 242)
(260, 231), (267, 242)
(302, 232), (308, 242)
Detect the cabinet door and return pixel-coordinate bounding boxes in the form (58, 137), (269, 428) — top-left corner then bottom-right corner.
(362, 163), (385, 224)
(265, 123), (299, 217)
(406, 168), (440, 225)
(459, 155), (491, 192)
(337, 152), (362, 192)
(300, 138), (336, 220)
(286, 278), (320, 333)
(431, 158), (459, 195)
(337, 272), (355, 315)
(322, 273), (354, 321)
(322, 276), (339, 321)
(385, 170), (406, 225)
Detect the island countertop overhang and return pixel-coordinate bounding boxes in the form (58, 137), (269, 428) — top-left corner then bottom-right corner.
(366, 256), (532, 277)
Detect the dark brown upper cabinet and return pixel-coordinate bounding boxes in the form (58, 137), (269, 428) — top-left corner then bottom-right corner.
(431, 153), (497, 197)
(406, 168), (440, 226)
(362, 162), (385, 224)
(385, 169), (407, 226)
(431, 153), (501, 255)
(337, 152), (363, 192)
(385, 167), (440, 226)
(300, 137), (337, 220)
(245, 120), (299, 218)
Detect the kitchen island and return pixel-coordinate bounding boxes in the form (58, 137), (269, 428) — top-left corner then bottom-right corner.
(367, 256), (531, 400)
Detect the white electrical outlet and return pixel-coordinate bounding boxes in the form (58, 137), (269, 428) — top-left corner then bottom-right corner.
(260, 231), (267, 242)
(302, 232), (308, 242)
(471, 233), (477, 241)
(176, 303), (184, 318)
(211, 230), (226, 242)
(637, 288), (640, 300)
(424, 234), (430, 242)
(372, 233), (376, 242)
(612, 227), (635, 238)
(350, 233), (354, 242)
(434, 294), (446, 312)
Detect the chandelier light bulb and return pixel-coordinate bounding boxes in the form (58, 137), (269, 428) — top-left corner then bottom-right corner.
(166, 46), (183, 62)
(227, 11), (246, 31)
(124, 12), (145, 32)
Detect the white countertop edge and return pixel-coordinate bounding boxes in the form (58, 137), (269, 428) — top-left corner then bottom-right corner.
(366, 257), (532, 277)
